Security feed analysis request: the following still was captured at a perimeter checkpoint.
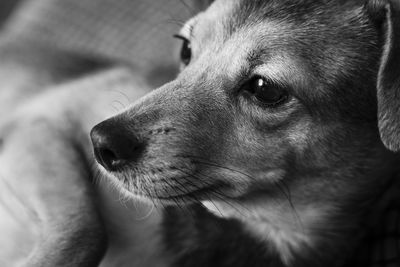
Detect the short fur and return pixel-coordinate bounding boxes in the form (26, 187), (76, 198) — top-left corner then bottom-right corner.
(90, 0), (400, 266)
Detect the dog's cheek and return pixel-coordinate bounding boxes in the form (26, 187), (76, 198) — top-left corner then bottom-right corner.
(284, 117), (312, 154)
(220, 119), (290, 184)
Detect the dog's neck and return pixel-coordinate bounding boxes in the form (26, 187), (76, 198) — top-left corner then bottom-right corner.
(201, 164), (400, 266)
(202, 195), (332, 265)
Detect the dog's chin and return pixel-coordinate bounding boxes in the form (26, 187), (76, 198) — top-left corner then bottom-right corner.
(147, 182), (231, 204)
(98, 161), (250, 206)
(108, 172), (235, 205)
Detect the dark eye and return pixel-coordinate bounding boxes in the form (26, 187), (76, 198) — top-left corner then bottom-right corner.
(173, 34), (192, 66)
(244, 77), (289, 107)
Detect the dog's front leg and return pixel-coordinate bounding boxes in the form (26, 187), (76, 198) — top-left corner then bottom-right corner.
(0, 68), (164, 267)
(0, 115), (107, 267)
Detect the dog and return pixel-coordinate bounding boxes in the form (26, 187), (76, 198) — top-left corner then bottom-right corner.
(90, 0), (400, 266)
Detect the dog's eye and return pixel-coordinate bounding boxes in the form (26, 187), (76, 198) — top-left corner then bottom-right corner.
(173, 34), (192, 66)
(244, 77), (289, 107)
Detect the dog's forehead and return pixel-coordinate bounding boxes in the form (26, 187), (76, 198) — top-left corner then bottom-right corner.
(198, 0), (369, 46)
(230, 0), (364, 23)
(191, 0), (378, 93)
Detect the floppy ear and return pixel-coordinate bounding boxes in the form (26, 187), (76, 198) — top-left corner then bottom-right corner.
(367, 0), (400, 151)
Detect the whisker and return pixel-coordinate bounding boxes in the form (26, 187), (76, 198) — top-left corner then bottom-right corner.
(177, 0), (198, 17)
(135, 201), (155, 221)
(111, 100), (126, 111)
(0, 172), (38, 223)
(163, 18), (186, 28)
(277, 180), (304, 232)
(146, 184), (160, 210)
(175, 155), (300, 222)
(173, 167), (231, 217)
(163, 176), (194, 218)
(180, 169), (250, 217)
(109, 103), (120, 113)
(178, 154), (258, 182)
(111, 89), (131, 104)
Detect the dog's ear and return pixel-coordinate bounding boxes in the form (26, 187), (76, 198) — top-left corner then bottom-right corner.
(366, 0), (400, 151)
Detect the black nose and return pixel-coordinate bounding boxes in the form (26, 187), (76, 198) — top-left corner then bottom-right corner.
(90, 119), (143, 171)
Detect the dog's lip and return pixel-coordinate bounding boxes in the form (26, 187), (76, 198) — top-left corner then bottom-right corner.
(150, 182), (228, 201)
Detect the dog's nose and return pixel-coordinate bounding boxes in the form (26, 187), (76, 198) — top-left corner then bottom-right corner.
(90, 119), (143, 171)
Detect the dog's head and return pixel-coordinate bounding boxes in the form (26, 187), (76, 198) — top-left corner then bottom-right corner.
(91, 0), (400, 262)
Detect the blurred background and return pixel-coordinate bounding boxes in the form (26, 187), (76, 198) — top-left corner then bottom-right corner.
(0, 0), (207, 265)
(0, 0), (19, 26)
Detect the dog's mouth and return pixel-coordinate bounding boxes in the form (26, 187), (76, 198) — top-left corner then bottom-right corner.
(106, 166), (231, 203)
(148, 181), (229, 202)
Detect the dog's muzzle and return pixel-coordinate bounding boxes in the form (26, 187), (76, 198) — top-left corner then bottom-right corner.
(90, 119), (144, 171)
